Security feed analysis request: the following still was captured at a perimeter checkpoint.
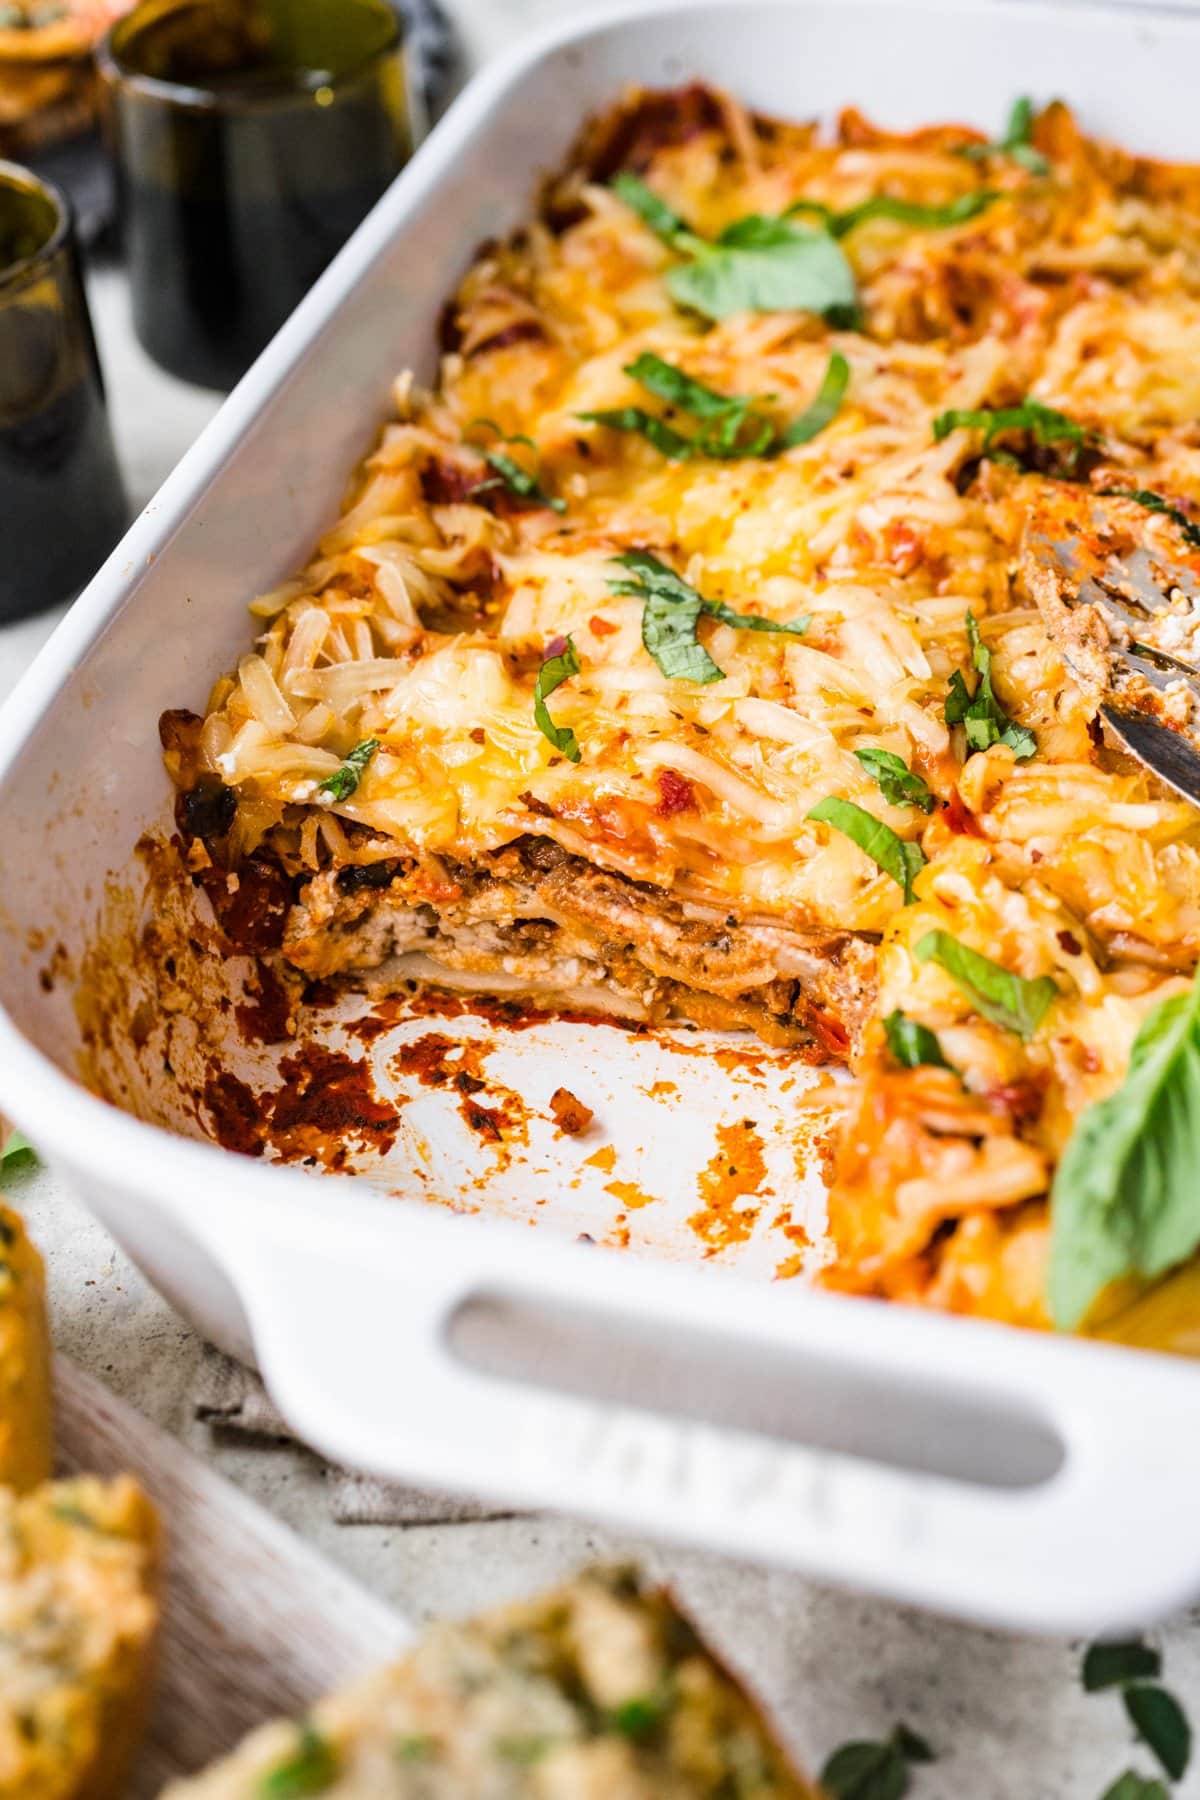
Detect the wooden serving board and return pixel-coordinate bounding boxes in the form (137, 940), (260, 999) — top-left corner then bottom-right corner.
(55, 1356), (412, 1795)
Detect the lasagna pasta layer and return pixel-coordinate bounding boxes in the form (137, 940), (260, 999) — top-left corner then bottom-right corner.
(167, 86), (1200, 1329)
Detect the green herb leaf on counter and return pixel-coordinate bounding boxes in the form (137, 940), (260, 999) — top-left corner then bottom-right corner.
(1123, 1686), (1191, 1782)
(807, 798), (927, 904)
(1099, 486), (1200, 551)
(1099, 1774), (1170, 1800)
(609, 551), (809, 684)
(1048, 970), (1200, 1331)
(944, 611), (1037, 760)
(958, 97), (1049, 174)
(318, 738), (379, 802)
(782, 350), (851, 446)
(1083, 1640), (1162, 1693)
(883, 1010), (954, 1071)
(820, 1722), (934, 1800)
(0, 1130), (35, 1176)
(854, 746), (935, 812)
(533, 635), (582, 762)
(914, 931), (1057, 1040)
(257, 1725), (340, 1798)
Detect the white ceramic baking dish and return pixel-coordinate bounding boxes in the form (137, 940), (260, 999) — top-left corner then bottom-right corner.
(5, 0), (1200, 1636)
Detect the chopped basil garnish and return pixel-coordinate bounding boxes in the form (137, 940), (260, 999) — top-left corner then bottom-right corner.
(1083, 1641), (1162, 1693)
(609, 172), (699, 251)
(582, 349), (847, 459)
(790, 190), (998, 237)
(609, 551), (809, 684)
(534, 636), (582, 762)
(609, 1689), (675, 1741)
(884, 1009), (953, 1071)
(476, 446), (566, 514)
(1049, 970), (1200, 1330)
(819, 1722), (934, 1800)
(610, 178), (858, 324)
(914, 931), (1056, 1040)
(0, 1130), (35, 1175)
(783, 350), (851, 446)
(854, 746), (935, 812)
(1100, 485), (1200, 550)
(1123, 1686), (1191, 1782)
(944, 611), (1036, 760)
(932, 396), (1086, 462)
(807, 797), (926, 903)
(496, 1735), (559, 1763)
(958, 97), (1049, 174)
(319, 738), (379, 802)
(1100, 1775), (1170, 1800)
(257, 1725), (339, 1798)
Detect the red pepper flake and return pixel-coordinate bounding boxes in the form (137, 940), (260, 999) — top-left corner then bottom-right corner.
(985, 1077), (1046, 1127)
(655, 768), (697, 816)
(1057, 929), (1082, 956)
(589, 614), (619, 638)
(941, 792), (987, 839)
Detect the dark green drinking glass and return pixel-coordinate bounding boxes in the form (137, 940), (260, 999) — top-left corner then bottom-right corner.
(99, 0), (412, 391)
(0, 161), (129, 625)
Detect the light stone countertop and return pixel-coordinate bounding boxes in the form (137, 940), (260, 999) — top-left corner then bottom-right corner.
(4, 4), (1200, 1794)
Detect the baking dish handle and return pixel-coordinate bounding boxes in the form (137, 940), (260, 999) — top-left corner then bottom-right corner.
(194, 1191), (1200, 1635)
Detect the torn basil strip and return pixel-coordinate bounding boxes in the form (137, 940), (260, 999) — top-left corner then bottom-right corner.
(578, 406), (699, 461)
(609, 551), (808, 683)
(944, 611), (1036, 760)
(787, 191), (998, 237)
(479, 447), (566, 514)
(534, 636), (582, 761)
(884, 1009), (954, 1072)
(853, 746), (935, 812)
(1049, 969), (1200, 1331)
(1100, 485), (1200, 551)
(319, 738), (380, 802)
(932, 396), (1085, 455)
(807, 797), (926, 903)
(782, 351), (851, 448)
(914, 930), (1056, 1040)
(608, 172), (700, 250)
(958, 97), (1049, 174)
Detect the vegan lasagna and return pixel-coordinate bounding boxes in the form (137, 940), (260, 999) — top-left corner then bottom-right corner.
(165, 87), (1200, 1337)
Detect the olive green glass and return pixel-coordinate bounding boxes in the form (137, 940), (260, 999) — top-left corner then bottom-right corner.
(99, 0), (412, 390)
(0, 163), (129, 625)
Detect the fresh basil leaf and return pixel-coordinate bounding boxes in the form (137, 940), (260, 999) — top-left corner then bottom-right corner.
(831, 190), (998, 236)
(914, 931), (1057, 1039)
(609, 552), (807, 683)
(1082, 1640), (1162, 1693)
(944, 611), (1037, 760)
(820, 1724), (934, 1800)
(1100, 1774), (1170, 1800)
(854, 746), (935, 812)
(534, 636), (582, 762)
(0, 1130), (35, 1175)
(609, 1688), (674, 1740)
(479, 447), (566, 514)
(609, 172), (697, 249)
(933, 396), (1085, 456)
(782, 350), (851, 447)
(959, 97), (1049, 174)
(1048, 971), (1200, 1330)
(318, 738), (379, 803)
(884, 1009), (954, 1071)
(622, 351), (759, 420)
(579, 406), (698, 460)
(1100, 486), (1200, 550)
(257, 1726), (339, 1798)
(808, 797), (926, 903)
(667, 216), (858, 324)
(1123, 1686), (1191, 1782)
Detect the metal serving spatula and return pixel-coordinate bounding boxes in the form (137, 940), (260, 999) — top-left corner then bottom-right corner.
(1023, 526), (1200, 809)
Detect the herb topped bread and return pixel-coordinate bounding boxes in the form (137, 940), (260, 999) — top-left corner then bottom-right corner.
(0, 1473), (161, 1800)
(164, 1565), (813, 1798)
(0, 1199), (52, 1494)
